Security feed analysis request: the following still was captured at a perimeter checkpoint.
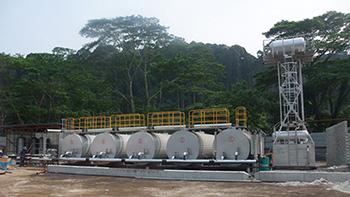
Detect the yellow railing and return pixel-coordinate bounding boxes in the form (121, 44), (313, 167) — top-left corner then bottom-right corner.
(80, 116), (111, 129)
(235, 106), (248, 128)
(147, 111), (185, 127)
(111, 113), (145, 128)
(63, 118), (75, 130)
(189, 108), (230, 127)
(63, 108), (237, 130)
(63, 114), (145, 130)
(63, 116), (111, 130)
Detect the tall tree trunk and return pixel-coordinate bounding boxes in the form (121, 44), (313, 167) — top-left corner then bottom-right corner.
(0, 111), (5, 127)
(144, 65), (150, 107)
(311, 96), (321, 120)
(192, 92), (196, 104)
(143, 51), (151, 108)
(331, 81), (350, 118)
(177, 91), (180, 108)
(129, 80), (135, 113)
(158, 85), (162, 108)
(4, 94), (24, 124)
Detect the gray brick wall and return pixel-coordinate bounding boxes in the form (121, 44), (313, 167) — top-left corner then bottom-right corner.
(326, 121), (350, 166)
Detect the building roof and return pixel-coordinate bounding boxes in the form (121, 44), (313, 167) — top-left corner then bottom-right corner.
(1, 123), (61, 133)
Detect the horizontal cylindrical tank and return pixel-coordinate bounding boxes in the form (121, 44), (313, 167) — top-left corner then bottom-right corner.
(126, 131), (169, 159)
(166, 130), (215, 159)
(90, 133), (130, 158)
(118, 134), (130, 157)
(269, 37), (306, 55)
(61, 134), (95, 158)
(215, 128), (252, 160)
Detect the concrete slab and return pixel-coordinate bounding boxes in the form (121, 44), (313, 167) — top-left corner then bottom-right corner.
(48, 165), (350, 183)
(48, 165), (251, 182)
(257, 170), (350, 182)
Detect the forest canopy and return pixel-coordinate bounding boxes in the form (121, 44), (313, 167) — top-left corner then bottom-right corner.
(0, 12), (349, 132)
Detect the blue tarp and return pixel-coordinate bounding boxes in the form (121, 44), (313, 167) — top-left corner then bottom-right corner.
(0, 160), (8, 171)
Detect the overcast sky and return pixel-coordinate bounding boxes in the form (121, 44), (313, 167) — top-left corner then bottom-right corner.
(0, 0), (349, 56)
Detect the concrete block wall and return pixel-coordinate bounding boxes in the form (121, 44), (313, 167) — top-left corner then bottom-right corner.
(326, 121), (350, 166)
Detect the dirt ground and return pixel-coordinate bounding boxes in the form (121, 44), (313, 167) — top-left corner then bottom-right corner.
(0, 167), (349, 197)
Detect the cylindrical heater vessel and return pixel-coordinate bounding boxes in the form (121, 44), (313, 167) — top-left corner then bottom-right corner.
(166, 130), (215, 159)
(269, 37), (306, 55)
(61, 134), (95, 158)
(126, 131), (169, 159)
(215, 128), (252, 160)
(90, 133), (130, 158)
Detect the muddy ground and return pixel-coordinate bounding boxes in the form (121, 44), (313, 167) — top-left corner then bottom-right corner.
(0, 167), (348, 197)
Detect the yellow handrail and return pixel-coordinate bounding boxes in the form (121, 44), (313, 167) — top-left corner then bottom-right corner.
(147, 111), (185, 127)
(235, 106), (248, 128)
(62, 107), (235, 130)
(63, 118), (75, 130)
(111, 113), (145, 128)
(189, 108), (230, 127)
(63, 115), (111, 130)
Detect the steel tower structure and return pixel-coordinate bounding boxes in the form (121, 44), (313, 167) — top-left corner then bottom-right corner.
(263, 37), (316, 168)
(277, 57), (305, 131)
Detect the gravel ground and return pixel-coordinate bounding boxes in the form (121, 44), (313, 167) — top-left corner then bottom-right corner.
(0, 167), (349, 197)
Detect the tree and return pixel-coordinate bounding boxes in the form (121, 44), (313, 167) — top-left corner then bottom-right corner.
(80, 15), (173, 112)
(304, 59), (350, 119)
(207, 44), (262, 88)
(153, 41), (225, 110)
(52, 47), (76, 59)
(206, 81), (277, 131)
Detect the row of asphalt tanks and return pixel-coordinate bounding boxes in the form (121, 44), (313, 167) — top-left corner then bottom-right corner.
(60, 127), (263, 167)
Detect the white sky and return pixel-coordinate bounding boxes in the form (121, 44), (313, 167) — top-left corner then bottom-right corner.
(0, 0), (349, 56)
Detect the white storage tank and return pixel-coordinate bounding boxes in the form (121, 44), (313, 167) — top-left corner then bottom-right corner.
(166, 130), (214, 159)
(61, 134), (95, 158)
(126, 131), (169, 159)
(17, 137), (25, 155)
(269, 37), (306, 55)
(215, 128), (252, 160)
(90, 133), (130, 158)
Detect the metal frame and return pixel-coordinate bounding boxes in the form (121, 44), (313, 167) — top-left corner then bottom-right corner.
(235, 106), (248, 128)
(264, 37), (316, 168)
(189, 108), (230, 128)
(277, 60), (306, 131)
(59, 157), (257, 164)
(62, 108), (234, 131)
(111, 114), (145, 128)
(147, 111), (185, 127)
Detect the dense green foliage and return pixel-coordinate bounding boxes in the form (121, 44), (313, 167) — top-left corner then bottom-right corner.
(0, 13), (349, 132)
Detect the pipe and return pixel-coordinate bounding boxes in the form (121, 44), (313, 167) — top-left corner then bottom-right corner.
(89, 158), (123, 162)
(166, 159), (211, 163)
(59, 157), (87, 162)
(214, 159), (257, 164)
(166, 159), (257, 164)
(58, 157), (256, 164)
(124, 159), (164, 163)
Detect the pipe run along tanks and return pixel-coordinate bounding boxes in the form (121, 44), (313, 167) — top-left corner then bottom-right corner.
(126, 131), (169, 159)
(166, 130), (215, 159)
(89, 132), (130, 158)
(61, 134), (95, 158)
